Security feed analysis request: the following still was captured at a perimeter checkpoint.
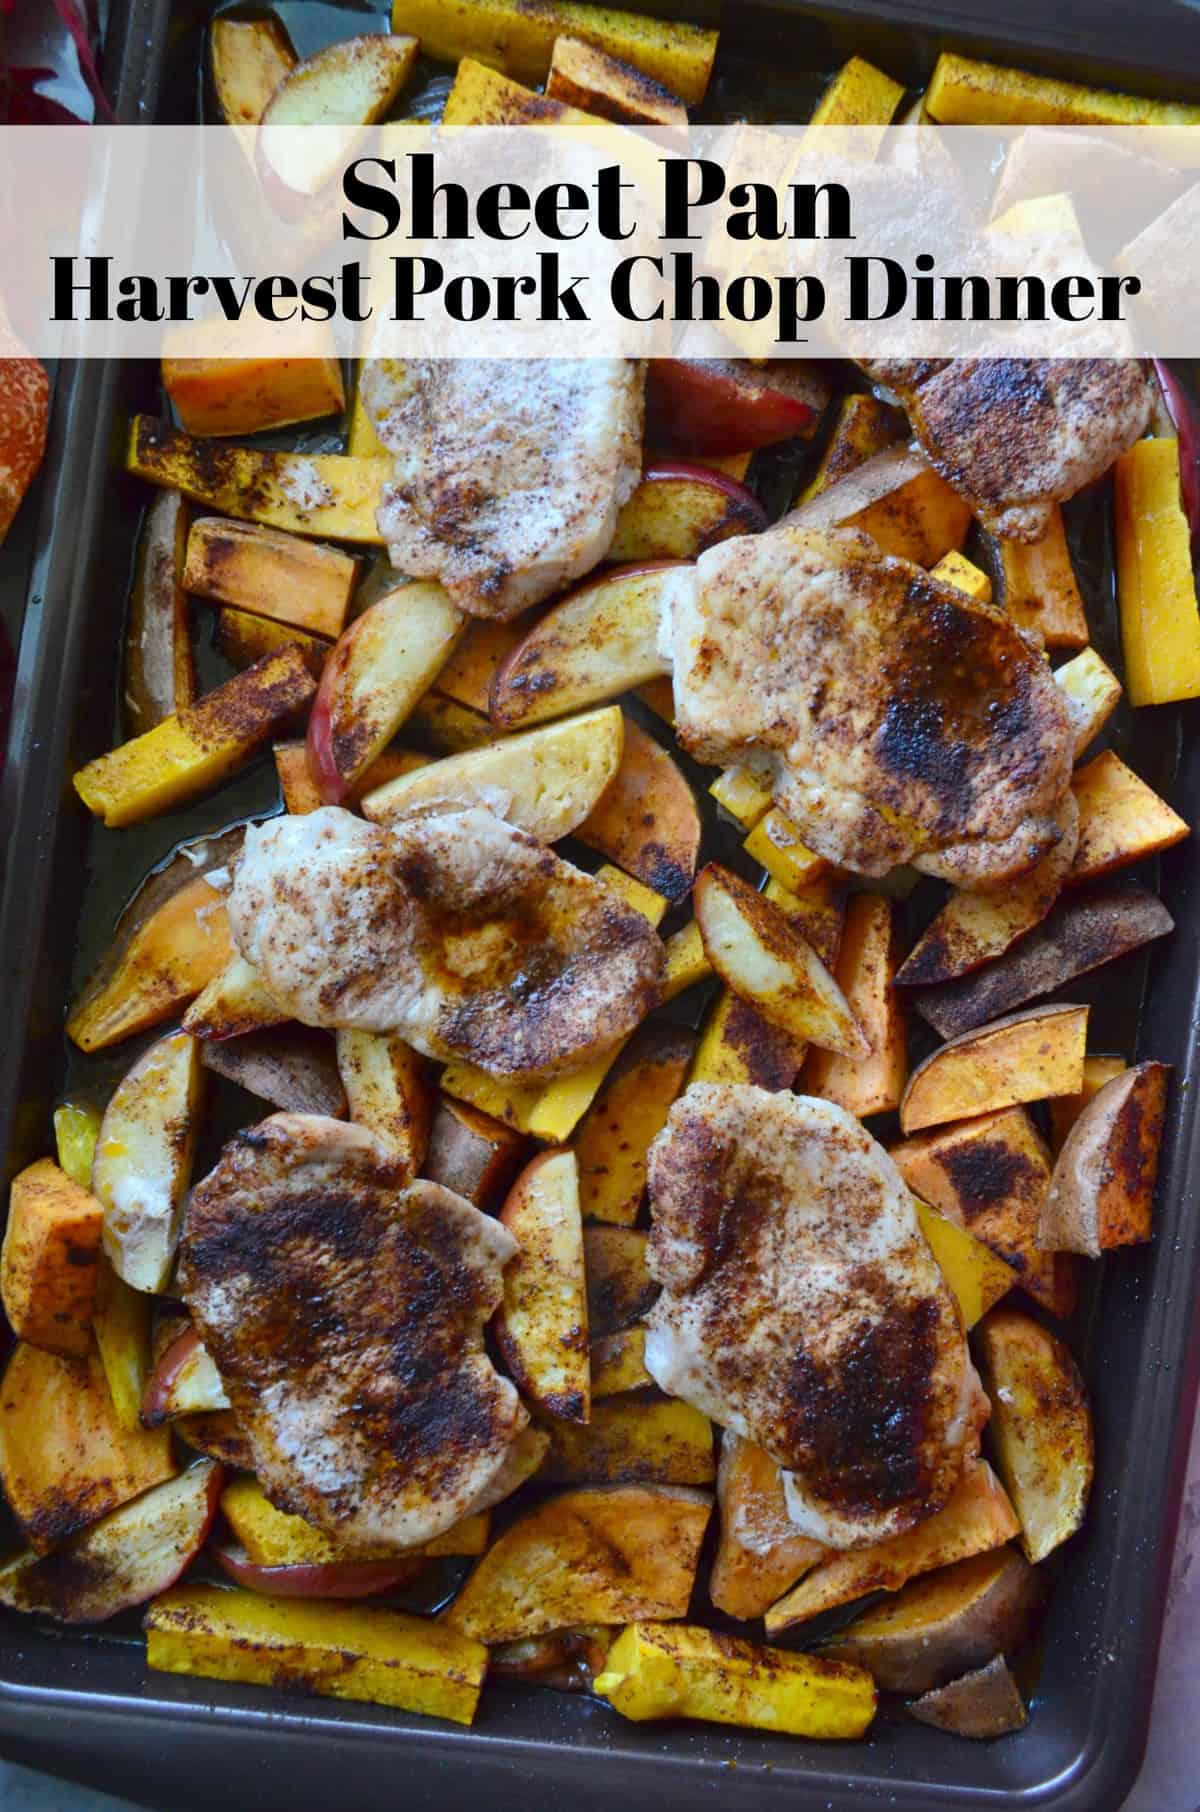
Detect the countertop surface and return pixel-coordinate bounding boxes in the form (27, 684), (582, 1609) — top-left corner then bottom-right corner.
(3, 1382), (1198, 1812)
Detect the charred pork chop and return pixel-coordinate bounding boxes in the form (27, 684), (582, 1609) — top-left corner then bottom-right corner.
(365, 359), (644, 619)
(228, 805), (664, 1078)
(661, 523), (1075, 886)
(178, 1114), (524, 1549)
(644, 1085), (988, 1549)
(859, 357), (1152, 541)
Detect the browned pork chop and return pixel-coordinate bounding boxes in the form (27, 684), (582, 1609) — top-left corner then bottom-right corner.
(644, 1085), (987, 1548)
(177, 1114), (524, 1550)
(661, 524), (1074, 886)
(860, 357), (1152, 541)
(365, 358), (645, 619)
(228, 805), (664, 1078)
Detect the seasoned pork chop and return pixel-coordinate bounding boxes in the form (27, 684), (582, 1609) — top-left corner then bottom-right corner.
(644, 1085), (987, 1548)
(365, 359), (644, 619)
(860, 357), (1151, 541)
(177, 1114), (524, 1549)
(661, 524), (1074, 886)
(229, 805), (664, 1077)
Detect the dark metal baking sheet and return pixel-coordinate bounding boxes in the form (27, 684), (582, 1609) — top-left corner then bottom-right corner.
(2, 4), (1200, 1808)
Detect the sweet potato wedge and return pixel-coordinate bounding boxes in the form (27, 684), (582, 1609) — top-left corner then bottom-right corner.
(183, 518), (358, 640)
(201, 1025), (346, 1118)
(695, 864), (868, 1058)
(74, 645), (316, 829)
(496, 1151), (589, 1424)
(434, 620), (523, 714)
(910, 885), (1173, 1041)
(1054, 646), (1122, 759)
(709, 1433), (825, 1621)
(892, 1108), (1075, 1316)
(391, 0), (718, 103)
(576, 718), (700, 903)
(307, 582), (466, 805)
(443, 1484), (712, 1643)
(67, 829), (242, 1051)
(182, 955), (287, 1041)
(913, 1200), (1018, 1329)
(489, 563), (677, 732)
(976, 1308), (1094, 1564)
(163, 348), (343, 438)
(788, 445), (971, 565)
(909, 1654), (1026, 1738)
(803, 893), (907, 1116)
(895, 811), (1079, 989)
(1, 1161), (103, 1357)
(584, 1225), (659, 1336)
(765, 1462), (1020, 1635)
(575, 1025), (693, 1226)
(422, 1096), (527, 1208)
(362, 705), (624, 844)
(899, 1006), (1088, 1136)
(1047, 1054), (1127, 1153)
(821, 1546), (1045, 1694)
(335, 1031), (430, 1177)
(538, 1398), (714, 1488)
(127, 418), (389, 544)
(91, 1031), (203, 1294)
(216, 608), (329, 681)
(123, 490), (195, 738)
(146, 1583), (487, 1723)
(1039, 1062), (1170, 1256)
(221, 1475), (489, 1566)
(273, 739), (425, 813)
(1069, 750), (1189, 885)
(0, 1342), (175, 1552)
(210, 15), (296, 126)
(0, 1459), (221, 1625)
(595, 1622), (876, 1739)
(590, 1326), (652, 1398)
(983, 508), (1088, 649)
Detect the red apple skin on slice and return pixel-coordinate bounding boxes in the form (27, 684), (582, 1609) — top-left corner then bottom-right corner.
(489, 561), (683, 731)
(213, 1540), (426, 1599)
(609, 462), (769, 561)
(0, 1460), (222, 1623)
(307, 582), (463, 805)
(647, 360), (829, 455)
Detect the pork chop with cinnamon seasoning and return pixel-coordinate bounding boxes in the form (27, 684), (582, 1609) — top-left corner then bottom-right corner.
(177, 1114), (524, 1549)
(644, 1084), (988, 1548)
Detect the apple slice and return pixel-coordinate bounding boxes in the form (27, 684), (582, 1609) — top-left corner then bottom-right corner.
(141, 1326), (230, 1424)
(361, 705), (625, 845)
(609, 463), (768, 562)
(496, 1150), (589, 1425)
(91, 1030), (203, 1293)
(694, 864), (870, 1058)
(210, 17), (296, 128)
(307, 581), (465, 805)
(1153, 359), (1200, 545)
(0, 1460), (221, 1624)
(213, 1539), (424, 1600)
(258, 34), (419, 198)
(647, 360), (829, 455)
(490, 563), (680, 732)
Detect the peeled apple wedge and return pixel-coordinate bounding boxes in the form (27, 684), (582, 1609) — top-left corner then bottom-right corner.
(0, 1460), (221, 1624)
(609, 463), (768, 563)
(976, 1308), (1094, 1565)
(362, 706), (625, 845)
(443, 1484), (712, 1643)
(91, 1031), (203, 1294)
(258, 35), (419, 197)
(496, 1150), (590, 1425)
(489, 563), (679, 731)
(307, 582), (465, 805)
(210, 16), (296, 127)
(146, 1583), (487, 1723)
(694, 863), (869, 1058)
(594, 1622), (876, 1740)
